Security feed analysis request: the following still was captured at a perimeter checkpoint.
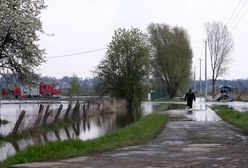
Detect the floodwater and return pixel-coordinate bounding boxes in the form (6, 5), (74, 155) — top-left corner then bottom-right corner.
(1, 99), (246, 161)
(0, 114), (118, 161)
(0, 101), (70, 135)
(148, 98), (221, 122)
(190, 100), (221, 122)
(0, 101), (154, 161)
(207, 101), (248, 112)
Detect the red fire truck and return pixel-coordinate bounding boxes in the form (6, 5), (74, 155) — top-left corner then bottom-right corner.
(12, 83), (61, 99)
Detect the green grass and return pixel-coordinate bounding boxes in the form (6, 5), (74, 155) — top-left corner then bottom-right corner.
(212, 105), (248, 131)
(0, 113), (168, 168)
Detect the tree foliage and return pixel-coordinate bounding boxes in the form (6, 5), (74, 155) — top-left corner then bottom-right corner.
(205, 22), (233, 97)
(0, 0), (46, 82)
(96, 28), (150, 112)
(147, 23), (193, 98)
(70, 74), (80, 97)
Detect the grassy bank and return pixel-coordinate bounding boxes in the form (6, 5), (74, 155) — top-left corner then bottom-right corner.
(0, 113), (168, 167)
(212, 105), (248, 131)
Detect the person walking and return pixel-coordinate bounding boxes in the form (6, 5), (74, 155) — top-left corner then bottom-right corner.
(184, 88), (196, 109)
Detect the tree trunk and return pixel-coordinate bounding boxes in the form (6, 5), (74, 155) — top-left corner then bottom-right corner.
(212, 77), (216, 99)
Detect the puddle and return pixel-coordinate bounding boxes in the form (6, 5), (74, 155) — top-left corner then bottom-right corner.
(162, 141), (184, 145)
(182, 143), (222, 152)
(161, 101), (221, 122)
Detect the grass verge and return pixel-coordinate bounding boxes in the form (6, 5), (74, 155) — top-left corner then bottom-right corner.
(212, 105), (248, 131)
(0, 113), (168, 168)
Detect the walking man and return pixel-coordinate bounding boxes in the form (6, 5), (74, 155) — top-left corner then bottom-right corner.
(184, 88), (196, 109)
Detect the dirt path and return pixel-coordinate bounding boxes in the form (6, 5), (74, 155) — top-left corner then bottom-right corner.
(11, 111), (248, 168)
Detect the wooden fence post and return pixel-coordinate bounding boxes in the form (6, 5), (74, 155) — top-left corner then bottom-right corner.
(72, 101), (80, 119)
(34, 104), (44, 128)
(53, 104), (63, 123)
(64, 102), (72, 120)
(12, 110), (26, 134)
(42, 105), (50, 126)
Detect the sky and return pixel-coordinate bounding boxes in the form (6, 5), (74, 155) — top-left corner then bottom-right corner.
(38, 0), (248, 80)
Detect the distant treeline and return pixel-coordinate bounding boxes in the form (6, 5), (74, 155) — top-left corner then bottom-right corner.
(0, 76), (98, 91)
(192, 79), (248, 91)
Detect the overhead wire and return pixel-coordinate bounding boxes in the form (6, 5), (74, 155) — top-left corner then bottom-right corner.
(46, 47), (107, 59)
(227, 0), (248, 31)
(226, 0), (242, 27)
(230, 1), (248, 31)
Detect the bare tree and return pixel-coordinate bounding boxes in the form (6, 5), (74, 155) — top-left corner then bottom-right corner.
(205, 22), (233, 98)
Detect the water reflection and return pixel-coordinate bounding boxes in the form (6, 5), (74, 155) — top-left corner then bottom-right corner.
(187, 100), (221, 121)
(0, 113), (118, 161)
(0, 102), (68, 135)
(141, 102), (160, 115)
(0, 101), (182, 161)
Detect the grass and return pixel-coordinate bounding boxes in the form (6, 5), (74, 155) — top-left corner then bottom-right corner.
(212, 105), (248, 131)
(0, 113), (168, 168)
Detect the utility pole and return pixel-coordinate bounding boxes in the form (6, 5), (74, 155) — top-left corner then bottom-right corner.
(194, 66), (196, 91)
(199, 58), (202, 96)
(204, 40), (208, 101)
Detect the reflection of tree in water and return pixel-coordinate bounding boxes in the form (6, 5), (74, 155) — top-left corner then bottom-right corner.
(0, 112), (124, 161)
(64, 126), (71, 139)
(54, 130), (61, 140)
(82, 118), (86, 132)
(43, 132), (48, 142)
(72, 121), (80, 137)
(87, 119), (90, 130)
(11, 141), (20, 152)
(117, 109), (142, 127)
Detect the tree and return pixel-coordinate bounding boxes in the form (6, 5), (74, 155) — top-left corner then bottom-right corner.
(147, 23), (193, 98)
(0, 0), (46, 82)
(205, 22), (233, 97)
(95, 28), (150, 112)
(70, 74), (80, 97)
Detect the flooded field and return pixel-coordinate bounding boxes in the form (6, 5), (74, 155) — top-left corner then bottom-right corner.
(0, 100), (155, 161)
(207, 101), (248, 112)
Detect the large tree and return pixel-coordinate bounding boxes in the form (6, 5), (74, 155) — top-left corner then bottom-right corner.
(0, 0), (46, 82)
(205, 22), (233, 97)
(96, 28), (149, 112)
(147, 23), (193, 98)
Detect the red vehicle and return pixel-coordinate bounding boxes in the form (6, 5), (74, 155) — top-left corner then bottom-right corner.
(39, 83), (61, 98)
(11, 83), (61, 99)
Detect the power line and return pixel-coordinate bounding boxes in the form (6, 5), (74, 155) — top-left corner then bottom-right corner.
(226, 0), (242, 27)
(228, 0), (248, 30)
(231, 2), (248, 31)
(46, 47), (107, 59)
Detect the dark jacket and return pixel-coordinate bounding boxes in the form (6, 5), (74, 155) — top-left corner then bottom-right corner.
(185, 90), (196, 108)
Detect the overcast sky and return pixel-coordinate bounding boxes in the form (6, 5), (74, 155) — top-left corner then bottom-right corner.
(38, 0), (248, 80)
